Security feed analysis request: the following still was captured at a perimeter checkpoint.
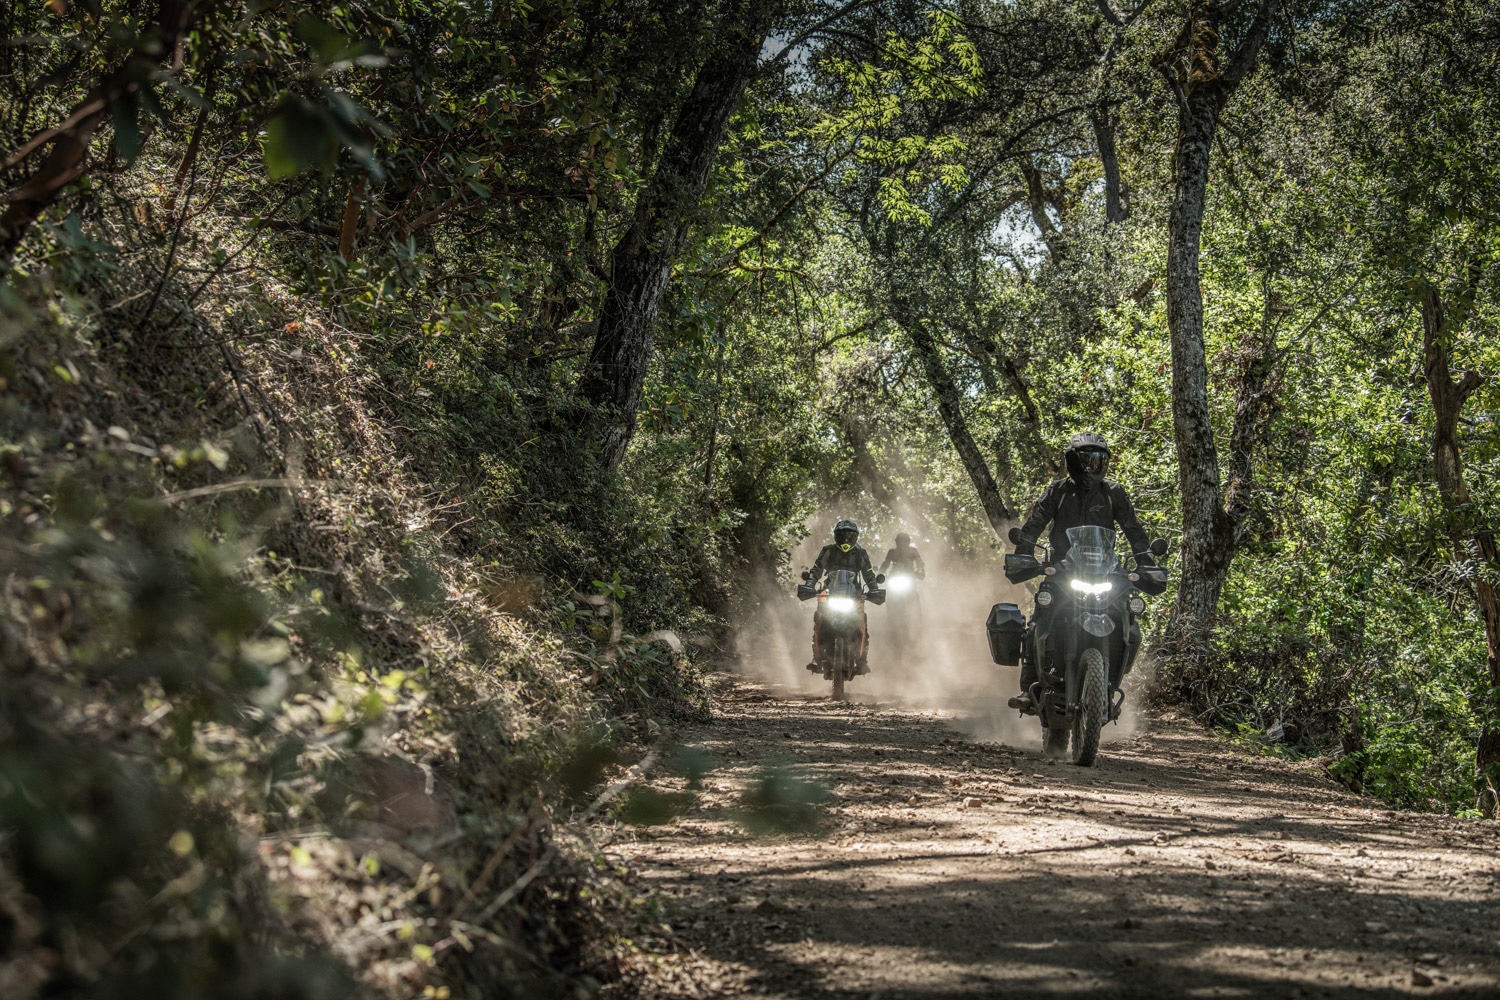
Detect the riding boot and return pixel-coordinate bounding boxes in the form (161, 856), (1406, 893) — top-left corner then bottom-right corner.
(1009, 657), (1039, 712)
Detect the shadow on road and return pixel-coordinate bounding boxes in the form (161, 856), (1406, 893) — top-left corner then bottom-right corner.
(627, 677), (1500, 999)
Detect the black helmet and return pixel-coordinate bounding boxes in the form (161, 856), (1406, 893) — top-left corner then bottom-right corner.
(1065, 432), (1110, 489)
(895, 532), (912, 548)
(833, 519), (859, 551)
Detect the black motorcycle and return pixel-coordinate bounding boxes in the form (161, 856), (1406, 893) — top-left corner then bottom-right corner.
(881, 565), (924, 663)
(988, 526), (1169, 765)
(798, 568), (886, 701)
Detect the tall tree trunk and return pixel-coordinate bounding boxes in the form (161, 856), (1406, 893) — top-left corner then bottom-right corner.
(1021, 161), (1063, 260)
(1158, 0), (1277, 672)
(903, 312), (1013, 539)
(996, 352), (1060, 478)
(1092, 1), (1148, 224)
(1091, 107), (1127, 223)
(577, 1), (780, 470)
(0, 0), (200, 262)
(1420, 288), (1500, 816)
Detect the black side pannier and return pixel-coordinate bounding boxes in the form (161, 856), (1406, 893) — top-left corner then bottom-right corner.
(986, 602), (1026, 666)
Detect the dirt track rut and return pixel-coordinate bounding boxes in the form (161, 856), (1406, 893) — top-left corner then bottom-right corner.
(624, 675), (1500, 999)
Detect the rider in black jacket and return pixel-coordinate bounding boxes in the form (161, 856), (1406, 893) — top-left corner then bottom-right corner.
(1008, 432), (1156, 711)
(805, 519), (879, 674)
(879, 532), (926, 579)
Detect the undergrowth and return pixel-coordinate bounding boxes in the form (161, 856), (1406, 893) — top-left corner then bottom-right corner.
(0, 201), (722, 997)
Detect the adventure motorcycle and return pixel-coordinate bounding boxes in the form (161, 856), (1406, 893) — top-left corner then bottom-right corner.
(798, 568), (886, 701)
(882, 568), (923, 661)
(989, 526), (1169, 765)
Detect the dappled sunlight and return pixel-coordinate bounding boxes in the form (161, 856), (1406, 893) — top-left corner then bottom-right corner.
(624, 678), (1500, 998)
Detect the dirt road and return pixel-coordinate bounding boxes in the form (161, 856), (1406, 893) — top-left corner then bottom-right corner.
(623, 675), (1500, 999)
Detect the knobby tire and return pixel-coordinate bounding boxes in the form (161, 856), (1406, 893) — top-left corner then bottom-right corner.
(1072, 648), (1107, 766)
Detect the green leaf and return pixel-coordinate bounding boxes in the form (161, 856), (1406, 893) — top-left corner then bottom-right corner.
(296, 16), (349, 64)
(110, 91), (142, 164)
(263, 97), (332, 179)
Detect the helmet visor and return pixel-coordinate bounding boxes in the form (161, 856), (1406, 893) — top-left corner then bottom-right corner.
(834, 529), (857, 547)
(1075, 449), (1107, 475)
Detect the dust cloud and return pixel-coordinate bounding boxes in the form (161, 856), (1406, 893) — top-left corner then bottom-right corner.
(733, 509), (1151, 752)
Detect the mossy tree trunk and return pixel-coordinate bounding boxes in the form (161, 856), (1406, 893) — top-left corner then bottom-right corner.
(577, 0), (781, 470)
(1157, 0), (1279, 676)
(1421, 288), (1500, 816)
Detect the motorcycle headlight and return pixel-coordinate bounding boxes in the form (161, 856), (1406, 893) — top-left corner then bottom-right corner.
(888, 575), (913, 595)
(1069, 579), (1114, 596)
(826, 596), (856, 613)
(1129, 596), (1145, 614)
(1035, 590), (1053, 607)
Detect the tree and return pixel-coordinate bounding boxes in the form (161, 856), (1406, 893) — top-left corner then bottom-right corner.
(1155, 0), (1279, 668)
(1351, 2), (1500, 813)
(0, 0), (206, 262)
(577, 0), (783, 470)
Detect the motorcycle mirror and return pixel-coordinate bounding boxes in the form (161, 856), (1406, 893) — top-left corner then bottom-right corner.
(800, 570), (811, 581)
(1007, 526), (1022, 545)
(1150, 538), (1169, 558)
(875, 573), (886, 584)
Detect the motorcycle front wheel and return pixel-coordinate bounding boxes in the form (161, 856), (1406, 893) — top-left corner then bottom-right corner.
(1071, 647), (1107, 766)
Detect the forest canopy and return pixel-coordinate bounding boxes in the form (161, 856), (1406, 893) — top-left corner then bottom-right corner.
(2, 0), (1498, 996)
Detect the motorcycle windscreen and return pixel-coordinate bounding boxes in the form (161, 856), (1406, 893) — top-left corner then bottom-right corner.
(825, 570), (861, 598)
(1064, 524), (1118, 575)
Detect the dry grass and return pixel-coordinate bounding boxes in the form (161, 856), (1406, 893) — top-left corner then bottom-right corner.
(0, 204), (696, 998)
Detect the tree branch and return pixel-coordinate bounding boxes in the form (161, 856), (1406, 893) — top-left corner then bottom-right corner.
(758, 0), (878, 76)
(1220, 0), (1278, 91)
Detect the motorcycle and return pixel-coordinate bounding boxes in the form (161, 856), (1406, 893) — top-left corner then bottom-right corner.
(990, 526), (1169, 765)
(881, 567), (924, 662)
(797, 568), (886, 701)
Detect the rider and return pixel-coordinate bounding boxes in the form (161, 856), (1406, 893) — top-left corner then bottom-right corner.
(1005, 433), (1156, 712)
(805, 519), (879, 674)
(879, 532), (926, 580)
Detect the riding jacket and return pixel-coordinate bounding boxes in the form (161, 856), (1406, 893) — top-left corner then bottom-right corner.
(1015, 477), (1153, 565)
(880, 546), (925, 577)
(809, 543), (879, 588)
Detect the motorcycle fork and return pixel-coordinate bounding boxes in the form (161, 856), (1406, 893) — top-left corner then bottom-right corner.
(812, 602), (825, 662)
(1063, 622), (1106, 711)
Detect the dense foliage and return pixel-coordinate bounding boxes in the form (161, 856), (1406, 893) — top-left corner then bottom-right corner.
(3, 0), (1498, 995)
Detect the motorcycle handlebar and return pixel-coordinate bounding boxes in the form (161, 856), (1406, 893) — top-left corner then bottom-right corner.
(1004, 551), (1170, 594)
